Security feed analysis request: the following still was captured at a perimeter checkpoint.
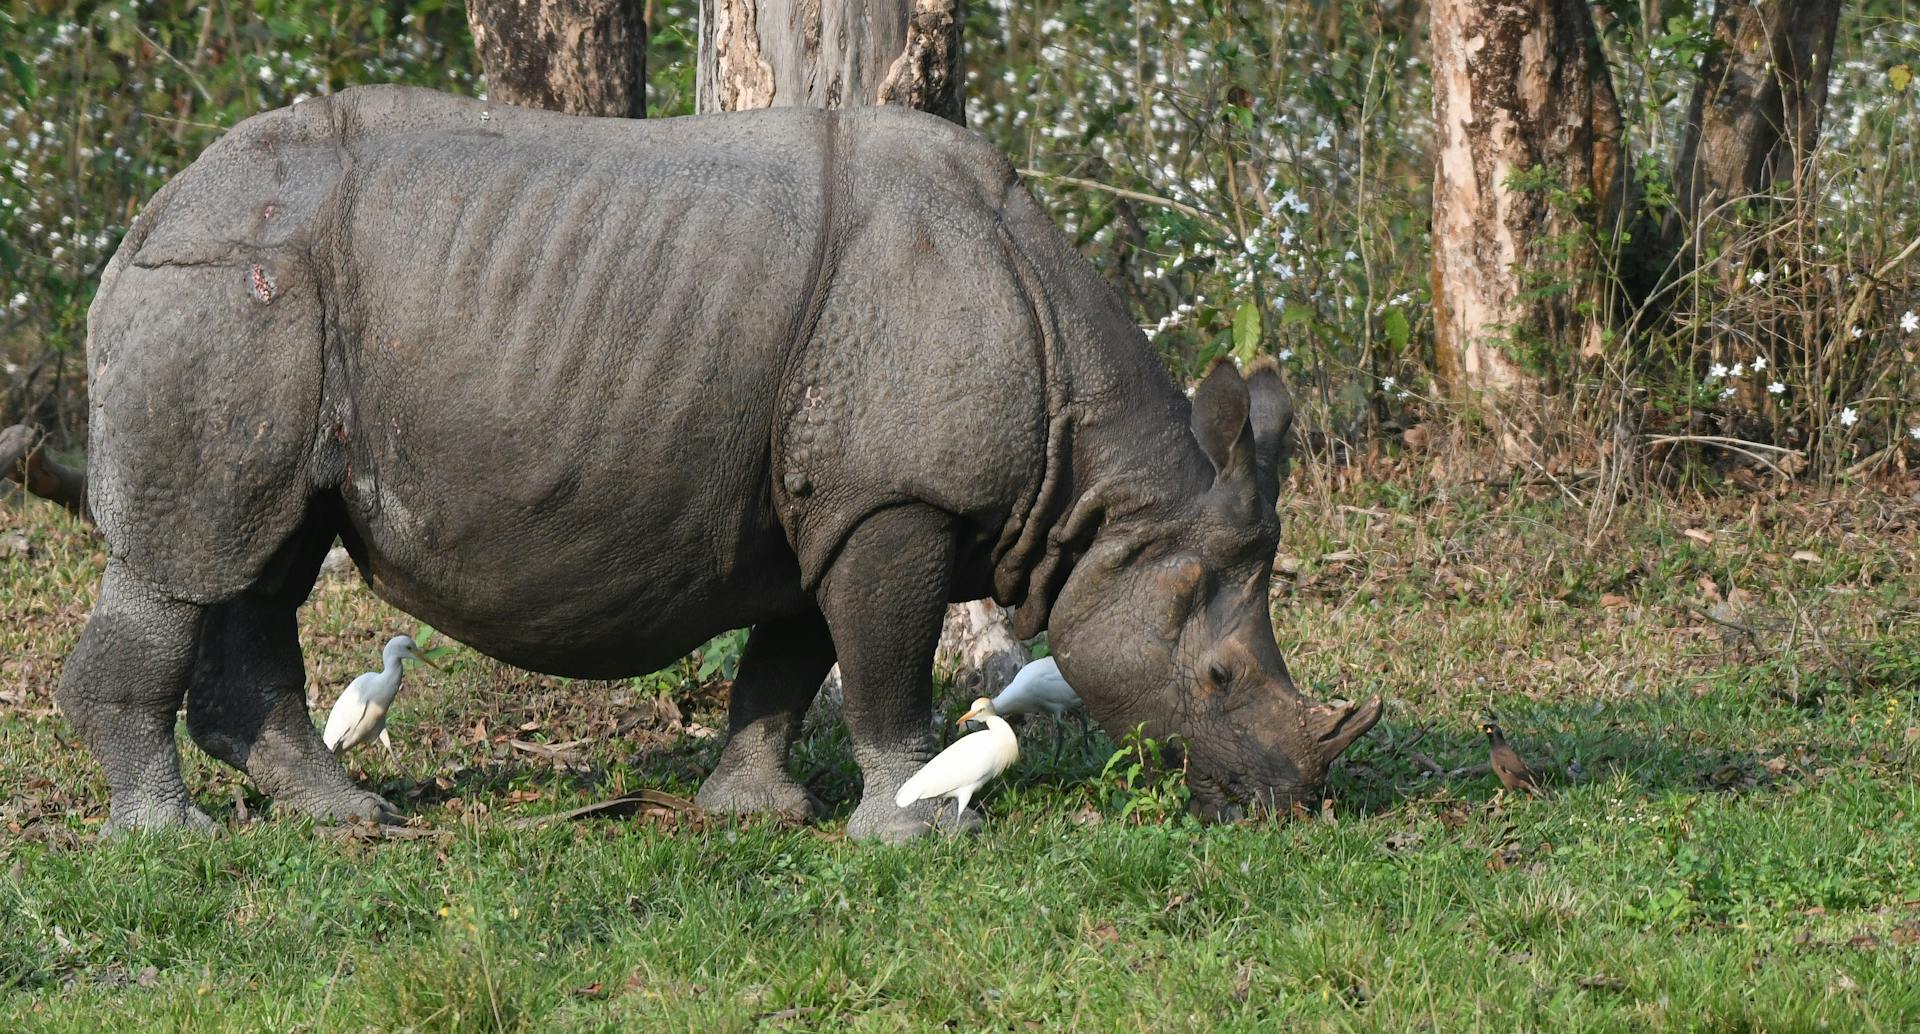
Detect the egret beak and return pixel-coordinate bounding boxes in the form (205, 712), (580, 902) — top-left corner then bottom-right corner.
(408, 651), (442, 671)
(957, 708), (983, 726)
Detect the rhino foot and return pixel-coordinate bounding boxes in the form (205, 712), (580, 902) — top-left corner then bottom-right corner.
(694, 771), (819, 821)
(847, 796), (980, 842)
(102, 798), (219, 839)
(273, 786), (404, 825)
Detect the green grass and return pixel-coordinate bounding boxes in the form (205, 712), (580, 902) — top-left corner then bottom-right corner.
(4, 480), (1920, 1030)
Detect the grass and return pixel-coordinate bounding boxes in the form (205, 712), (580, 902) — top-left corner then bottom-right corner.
(4, 472), (1920, 1031)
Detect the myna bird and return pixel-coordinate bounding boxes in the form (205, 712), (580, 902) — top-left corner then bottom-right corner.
(1479, 719), (1547, 798)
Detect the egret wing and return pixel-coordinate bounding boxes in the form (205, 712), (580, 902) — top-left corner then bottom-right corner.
(895, 729), (1002, 806)
(324, 674), (377, 751)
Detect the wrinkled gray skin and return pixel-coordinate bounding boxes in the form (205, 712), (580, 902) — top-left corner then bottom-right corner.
(61, 85), (1381, 840)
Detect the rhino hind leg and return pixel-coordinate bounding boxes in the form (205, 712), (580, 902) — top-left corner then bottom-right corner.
(695, 609), (835, 820)
(56, 563), (215, 835)
(817, 505), (978, 842)
(184, 518), (401, 825)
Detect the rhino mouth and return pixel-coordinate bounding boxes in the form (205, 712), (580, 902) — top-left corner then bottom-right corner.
(1186, 769), (1315, 823)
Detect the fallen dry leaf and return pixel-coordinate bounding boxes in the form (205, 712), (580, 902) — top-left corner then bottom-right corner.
(1684, 528), (1715, 546)
(1600, 593), (1632, 609)
(1791, 550), (1821, 563)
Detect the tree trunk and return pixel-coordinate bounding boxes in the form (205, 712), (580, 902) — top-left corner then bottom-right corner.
(695, 0), (964, 124)
(698, 0), (1026, 701)
(1674, 0), (1843, 219)
(1429, 0), (1623, 410)
(466, 0), (648, 118)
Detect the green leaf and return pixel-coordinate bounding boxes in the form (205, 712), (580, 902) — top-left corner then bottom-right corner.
(1231, 301), (1262, 365)
(371, 7), (390, 37)
(1383, 307), (1410, 349)
(2, 51), (36, 102)
(1280, 303), (1314, 328)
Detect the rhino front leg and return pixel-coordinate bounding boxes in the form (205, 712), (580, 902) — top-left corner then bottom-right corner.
(185, 596), (402, 825)
(56, 563), (214, 834)
(695, 609), (836, 820)
(817, 505), (965, 841)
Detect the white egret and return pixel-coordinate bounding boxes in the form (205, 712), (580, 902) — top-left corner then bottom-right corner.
(322, 635), (438, 757)
(990, 656), (1086, 762)
(895, 697), (1019, 830)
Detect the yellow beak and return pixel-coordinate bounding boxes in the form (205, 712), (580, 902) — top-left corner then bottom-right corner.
(410, 653), (442, 671)
(957, 708), (982, 726)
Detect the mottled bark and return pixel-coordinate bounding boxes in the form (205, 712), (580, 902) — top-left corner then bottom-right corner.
(466, 0), (648, 118)
(1, 423), (89, 521)
(1675, 0), (1843, 216)
(695, 0), (964, 124)
(1429, 0), (1623, 403)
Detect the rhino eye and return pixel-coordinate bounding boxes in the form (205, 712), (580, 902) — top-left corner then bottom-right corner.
(1207, 661), (1234, 688)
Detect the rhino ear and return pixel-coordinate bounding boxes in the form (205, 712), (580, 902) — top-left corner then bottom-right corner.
(1190, 359), (1256, 485)
(1244, 357), (1294, 507)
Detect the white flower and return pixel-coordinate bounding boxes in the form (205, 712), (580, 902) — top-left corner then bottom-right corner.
(1731, 363), (1746, 377)
(1708, 363), (1729, 379)
(1279, 227), (1295, 246)
(1751, 356), (1767, 372)
(1343, 250), (1358, 262)
(1902, 311), (1919, 334)
(1277, 189), (1302, 212)
(1277, 348), (1294, 361)
(1767, 381), (1785, 395)
(1851, 326), (1864, 339)
(1910, 426), (1920, 441)
(5, 291), (25, 310)
(1748, 269), (1767, 286)
(258, 65), (274, 84)
(1720, 387), (1735, 400)
(1381, 376), (1397, 391)
(1839, 407), (1858, 427)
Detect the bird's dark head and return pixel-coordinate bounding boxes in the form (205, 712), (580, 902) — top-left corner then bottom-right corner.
(1478, 720), (1504, 739)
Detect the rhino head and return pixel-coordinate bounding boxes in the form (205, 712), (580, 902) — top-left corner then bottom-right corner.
(1047, 358), (1382, 818)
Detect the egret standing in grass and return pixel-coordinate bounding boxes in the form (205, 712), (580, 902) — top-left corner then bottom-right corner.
(990, 655), (1087, 763)
(895, 697), (1019, 831)
(323, 635), (438, 757)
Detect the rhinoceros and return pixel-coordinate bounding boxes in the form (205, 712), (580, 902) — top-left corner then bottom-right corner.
(59, 85), (1380, 839)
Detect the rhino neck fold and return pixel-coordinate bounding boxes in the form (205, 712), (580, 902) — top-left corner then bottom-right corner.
(993, 329), (1212, 642)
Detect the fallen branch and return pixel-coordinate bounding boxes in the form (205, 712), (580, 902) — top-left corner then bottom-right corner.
(505, 790), (700, 830)
(1, 425), (90, 522)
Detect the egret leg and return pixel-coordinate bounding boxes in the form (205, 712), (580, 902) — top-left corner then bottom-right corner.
(184, 525), (400, 824)
(378, 728), (394, 758)
(950, 786), (975, 833)
(696, 608), (835, 820)
(1049, 720), (1064, 768)
(56, 561), (214, 834)
(818, 505), (977, 841)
